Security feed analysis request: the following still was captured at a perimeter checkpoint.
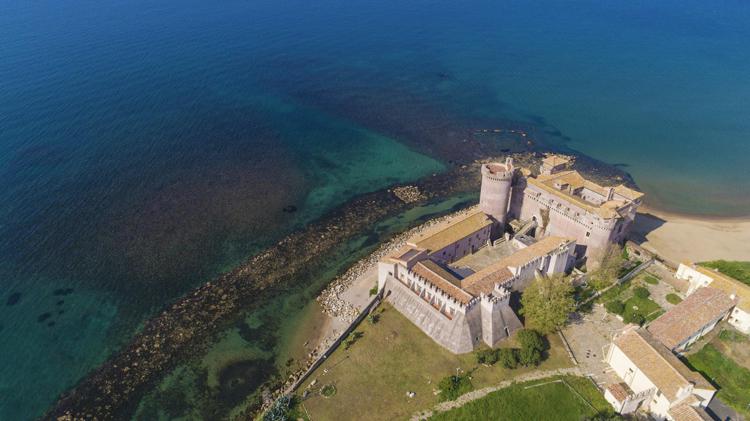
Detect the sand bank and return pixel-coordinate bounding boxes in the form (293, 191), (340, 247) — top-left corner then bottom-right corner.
(632, 206), (750, 264)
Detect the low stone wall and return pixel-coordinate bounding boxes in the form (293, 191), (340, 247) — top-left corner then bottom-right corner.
(285, 290), (384, 396)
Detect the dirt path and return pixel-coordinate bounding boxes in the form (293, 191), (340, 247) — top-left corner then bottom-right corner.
(411, 366), (582, 420)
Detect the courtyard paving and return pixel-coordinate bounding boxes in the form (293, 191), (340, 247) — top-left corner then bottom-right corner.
(561, 305), (625, 389)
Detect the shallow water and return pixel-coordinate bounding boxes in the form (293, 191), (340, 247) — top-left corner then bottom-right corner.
(1, 0), (749, 418)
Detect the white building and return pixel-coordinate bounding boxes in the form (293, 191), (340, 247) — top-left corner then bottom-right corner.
(676, 263), (750, 334)
(604, 327), (715, 421)
(647, 287), (736, 353)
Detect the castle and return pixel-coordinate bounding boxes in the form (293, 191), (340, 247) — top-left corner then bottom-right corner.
(377, 155), (643, 353)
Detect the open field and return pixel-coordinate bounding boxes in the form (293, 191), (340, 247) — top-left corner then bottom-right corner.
(686, 343), (750, 419)
(700, 260), (750, 286)
(296, 303), (573, 421)
(430, 376), (612, 421)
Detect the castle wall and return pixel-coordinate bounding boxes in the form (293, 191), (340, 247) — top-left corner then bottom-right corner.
(479, 291), (522, 347)
(429, 226), (491, 264)
(510, 182), (621, 263)
(383, 276), (480, 353)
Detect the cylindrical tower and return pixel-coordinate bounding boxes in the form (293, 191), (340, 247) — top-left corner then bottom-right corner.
(480, 158), (514, 227)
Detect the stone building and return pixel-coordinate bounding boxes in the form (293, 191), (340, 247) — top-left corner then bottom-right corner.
(378, 234), (575, 353)
(507, 155), (643, 264)
(375, 156), (641, 353)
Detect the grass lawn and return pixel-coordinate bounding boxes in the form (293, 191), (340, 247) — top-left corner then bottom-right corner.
(623, 295), (662, 322)
(430, 376), (613, 421)
(666, 293), (682, 305)
(643, 275), (659, 285)
(297, 303), (572, 421)
(686, 344), (750, 418)
(699, 260), (750, 286)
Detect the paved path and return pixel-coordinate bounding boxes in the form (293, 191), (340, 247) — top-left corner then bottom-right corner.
(410, 367), (582, 420)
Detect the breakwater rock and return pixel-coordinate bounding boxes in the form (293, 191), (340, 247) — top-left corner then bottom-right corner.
(44, 160), (488, 421)
(316, 205), (479, 322)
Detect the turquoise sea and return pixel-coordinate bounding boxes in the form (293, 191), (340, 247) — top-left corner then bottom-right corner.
(1, 0), (749, 418)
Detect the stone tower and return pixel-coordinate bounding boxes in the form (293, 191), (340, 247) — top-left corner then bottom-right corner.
(479, 157), (514, 230)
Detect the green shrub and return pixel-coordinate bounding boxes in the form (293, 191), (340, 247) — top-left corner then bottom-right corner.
(643, 275), (659, 285)
(344, 331), (364, 350)
(605, 300), (625, 315)
(438, 374), (473, 401)
(624, 312), (645, 326)
(367, 314), (380, 324)
(518, 347), (542, 367)
(321, 384), (337, 397)
(517, 329), (545, 352)
(475, 348), (499, 365)
(633, 286), (650, 299)
(369, 284), (379, 296)
(666, 293), (682, 305)
(498, 348), (519, 369)
(718, 329), (748, 343)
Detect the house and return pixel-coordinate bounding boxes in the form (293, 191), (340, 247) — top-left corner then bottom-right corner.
(604, 327), (715, 421)
(676, 263), (750, 334)
(647, 287), (737, 353)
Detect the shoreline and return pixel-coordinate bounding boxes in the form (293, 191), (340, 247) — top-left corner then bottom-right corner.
(639, 204), (750, 223)
(632, 206), (750, 264)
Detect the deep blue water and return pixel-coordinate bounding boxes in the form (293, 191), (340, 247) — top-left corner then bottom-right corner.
(1, 0), (749, 418)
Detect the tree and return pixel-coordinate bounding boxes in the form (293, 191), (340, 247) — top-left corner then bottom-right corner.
(498, 348), (519, 369)
(520, 275), (575, 334)
(516, 329), (545, 352)
(518, 346), (542, 366)
(588, 245), (625, 290)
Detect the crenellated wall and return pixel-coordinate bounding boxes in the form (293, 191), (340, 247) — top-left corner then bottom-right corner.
(508, 179), (634, 264)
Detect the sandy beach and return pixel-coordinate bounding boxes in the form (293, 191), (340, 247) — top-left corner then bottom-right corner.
(632, 206), (750, 264)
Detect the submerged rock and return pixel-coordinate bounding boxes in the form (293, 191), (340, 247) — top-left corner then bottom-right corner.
(6, 292), (21, 306)
(53, 288), (74, 296)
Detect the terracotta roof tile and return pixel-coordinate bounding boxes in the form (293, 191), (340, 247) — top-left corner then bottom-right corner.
(459, 236), (572, 296)
(668, 404), (713, 421)
(412, 261), (473, 305)
(648, 287), (736, 350)
(614, 328), (713, 401)
(411, 211), (493, 253)
(606, 382), (632, 402)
